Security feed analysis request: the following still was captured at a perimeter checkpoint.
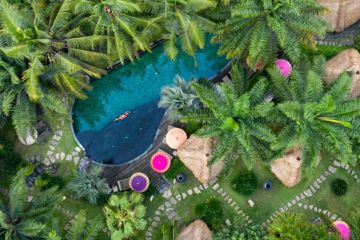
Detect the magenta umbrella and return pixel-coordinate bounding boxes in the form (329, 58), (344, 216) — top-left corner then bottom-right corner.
(333, 220), (351, 240)
(275, 59), (292, 78)
(151, 151), (172, 173)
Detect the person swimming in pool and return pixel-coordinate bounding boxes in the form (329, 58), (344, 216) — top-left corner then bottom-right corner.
(114, 111), (130, 121)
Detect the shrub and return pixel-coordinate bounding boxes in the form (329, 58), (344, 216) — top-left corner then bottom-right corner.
(40, 173), (66, 191)
(231, 171), (257, 196)
(195, 197), (223, 230)
(331, 178), (348, 196)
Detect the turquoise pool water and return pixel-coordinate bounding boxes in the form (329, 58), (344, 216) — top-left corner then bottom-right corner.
(73, 40), (227, 165)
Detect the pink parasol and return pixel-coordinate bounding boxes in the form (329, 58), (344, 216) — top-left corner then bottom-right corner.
(333, 220), (351, 240)
(275, 59), (292, 78)
(166, 128), (187, 149)
(150, 150), (172, 173)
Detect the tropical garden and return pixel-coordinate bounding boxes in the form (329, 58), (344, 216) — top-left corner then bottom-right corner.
(1, 0), (360, 239)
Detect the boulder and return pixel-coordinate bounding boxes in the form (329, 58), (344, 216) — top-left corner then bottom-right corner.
(177, 136), (224, 183)
(177, 220), (212, 240)
(324, 48), (360, 97)
(271, 147), (302, 187)
(317, 0), (360, 32)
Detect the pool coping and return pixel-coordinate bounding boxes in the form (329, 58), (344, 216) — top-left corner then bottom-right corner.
(68, 44), (237, 168)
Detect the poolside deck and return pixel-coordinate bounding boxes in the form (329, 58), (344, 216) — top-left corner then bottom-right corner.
(97, 115), (174, 192)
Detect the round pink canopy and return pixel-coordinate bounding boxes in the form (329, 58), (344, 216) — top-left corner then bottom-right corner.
(275, 59), (292, 78)
(333, 220), (351, 240)
(166, 128), (187, 149)
(151, 151), (171, 173)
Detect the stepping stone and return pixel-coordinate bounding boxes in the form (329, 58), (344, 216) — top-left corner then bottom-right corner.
(280, 207), (285, 212)
(158, 205), (165, 211)
(213, 183), (220, 190)
(234, 206), (239, 211)
(345, 164), (350, 170)
(203, 183), (209, 189)
(170, 197), (177, 205)
(222, 192), (227, 197)
(49, 145), (55, 151)
(66, 154), (72, 161)
(304, 189), (313, 197)
(333, 160), (341, 167)
(324, 171), (331, 176)
(154, 216), (160, 222)
(224, 196), (229, 201)
(313, 182), (320, 189)
(298, 203), (302, 207)
(357, 179), (360, 183)
(331, 214), (337, 221)
(72, 151), (79, 157)
(296, 195), (301, 201)
(75, 147), (81, 152)
(145, 231), (152, 237)
(351, 170), (356, 176)
(60, 152), (65, 160)
(164, 201), (171, 208)
(310, 186), (316, 193)
(320, 175), (326, 181)
(304, 204), (308, 209)
(175, 194), (181, 201)
(248, 199), (255, 207)
(74, 157), (80, 164)
(53, 135), (61, 141)
(194, 187), (201, 194)
(49, 155), (56, 163)
(162, 189), (172, 199)
(44, 158), (50, 166)
(228, 198), (232, 204)
(155, 210), (161, 216)
(199, 185), (204, 191)
(309, 205), (314, 210)
(300, 193), (305, 199)
(316, 178), (322, 184)
(291, 200), (297, 204)
(151, 222), (158, 228)
(225, 219), (231, 226)
(217, 188), (224, 194)
(55, 129), (63, 136)
(187, 189), (193, 195)
(328, 166), (337, 173)
(314, 207), (318, 212)
(181, 193), (187, 199)
(288, 202), (293, 207)
(47, 151), (53, 156)
(209, 178), (217, 185)
(231, 202), (236, 207)
(55, 153), (60, 160)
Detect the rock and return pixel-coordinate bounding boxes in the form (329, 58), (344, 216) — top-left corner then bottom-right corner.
(187, 189), (193, 195)
(324, 49), (360, 97)
(234, 206), (239, 211)
(47, 151), (53, 156)
(310, 186), (317, 193)
(270, 147), (303, 187)
(75, 147), (81, 152)
(317, 178), (322, 184)
(177, 220), (212, 240)
(199, 185), (204, 191)
(320, 175), (326, 181)
(288, 202), (292, 208)
(44, 158), (50, 166)
(331, 214), (337, 220)
(155, 210), (161, 215)
(298, 203), (303, 207)
(49, 145), (55, 151)
(154, 216), (160, 222)
(159, 205), (165, 211)
(225, 219), (231, 226)
(333, 160), (341, 167)
(53, 135), (61, 141)
(291, 200), (297, 204)
(49, 155), (56, 163)
(309, 205), (314, 210)
(221, 192), (226, 197)
(176, 194), (182, 201)
(194, 187), (201, 194)
(55, 153), (60, 160)
(228, 198), (233, 204)
(165, 201), (171, 208)
(248, 199), (255, 207)
(304, 204), (308, 209)
(163, 189), (172, 199)
(66, 155), (72, 161)
(60, 152), (65, 160)
(300, 193), (305, 199)
(177, 136), (224, 183)
(328, 166), (337, 173)
(72, 151), (79, 157)
(296, 195), (301, 201)
(203, 183), (209, 189)
(213, 183), (220, 190)
(317, 0), (360, 32)
(74, 157), (80, 164)
(217, 188), (223, 194)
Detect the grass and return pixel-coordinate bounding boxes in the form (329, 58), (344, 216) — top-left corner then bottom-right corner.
(218, 155), (334, 224)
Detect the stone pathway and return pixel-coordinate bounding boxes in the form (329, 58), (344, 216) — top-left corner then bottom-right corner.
(43, 117), (83, 167)
(262, 160), (360, 226)
(144, 178), (252, 240)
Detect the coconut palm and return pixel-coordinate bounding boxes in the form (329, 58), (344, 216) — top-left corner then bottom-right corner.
(0, 170), (61, 239)
(148, 0), (217, 60)
(266, 212), (339, 240)
(67, 166), (111, 205)
(103, 193), (147, 240)
(159, 75), (199, 122)
(181, 64), (276, 169)
(215, 0), (328, 68)
(268, 56), (360, 168)
(47, 210), (105, 240)
(74, 0), (158, 64)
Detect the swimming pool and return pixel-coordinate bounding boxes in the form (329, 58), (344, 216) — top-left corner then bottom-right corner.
(73, 39), (227, 165)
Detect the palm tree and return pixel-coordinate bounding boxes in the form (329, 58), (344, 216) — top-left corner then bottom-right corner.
(0, 170), (61, 239)
(74, 0), (157, 64)
(181, 64), (276, 170)
(268, 56), (360, 168)
(159, 75), (199, 122)
(215, 0), (328, 68)
(266, 212), (339, 240)
(103, 193), (147, 240)
(67, 166), (111, 205)
(0, 0), (108, 138)
(47, 210), (105, 240)
(148, 0), (217, 60)
(349, 209), (360, 240)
